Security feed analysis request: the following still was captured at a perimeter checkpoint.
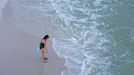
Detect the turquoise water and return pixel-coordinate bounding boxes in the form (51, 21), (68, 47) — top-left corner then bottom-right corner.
(11, 0), (134, 75)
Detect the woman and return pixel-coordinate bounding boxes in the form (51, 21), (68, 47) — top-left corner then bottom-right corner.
(39, 35), (49, 63)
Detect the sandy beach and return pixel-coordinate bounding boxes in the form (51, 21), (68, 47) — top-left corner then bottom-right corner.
(0, 0), (65, 75)
(1, 0), (133, 75)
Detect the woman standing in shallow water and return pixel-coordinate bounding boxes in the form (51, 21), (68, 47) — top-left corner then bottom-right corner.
(39, 35), (49, 63)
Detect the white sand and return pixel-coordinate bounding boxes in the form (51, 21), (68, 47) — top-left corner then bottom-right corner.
(0, 0), (66, 75)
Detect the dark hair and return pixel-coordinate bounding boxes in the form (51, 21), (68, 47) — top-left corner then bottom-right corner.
(43, 35), (49, 39)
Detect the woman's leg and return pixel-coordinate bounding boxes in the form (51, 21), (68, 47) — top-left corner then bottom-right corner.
(41, 48), (45, 63)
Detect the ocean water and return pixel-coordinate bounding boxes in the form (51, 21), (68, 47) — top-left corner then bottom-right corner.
(11, 0), (134, 75)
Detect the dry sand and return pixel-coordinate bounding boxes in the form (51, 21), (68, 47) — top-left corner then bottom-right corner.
(0, 0), (66, 75)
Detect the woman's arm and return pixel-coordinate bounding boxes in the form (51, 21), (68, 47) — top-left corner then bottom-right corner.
(44, 40), (48, 53)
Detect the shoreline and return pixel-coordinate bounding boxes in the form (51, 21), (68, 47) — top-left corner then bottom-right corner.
(0, 0), (66, 75)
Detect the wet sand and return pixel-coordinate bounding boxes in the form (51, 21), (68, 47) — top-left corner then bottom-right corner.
(0, 0), (7, 18)
(0, 0), (65, 75)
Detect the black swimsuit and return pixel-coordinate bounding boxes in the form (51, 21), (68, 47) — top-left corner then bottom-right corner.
(40, 43), (44, 49)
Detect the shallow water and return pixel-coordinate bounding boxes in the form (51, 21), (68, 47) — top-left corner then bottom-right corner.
(11, 0), (134, 75)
